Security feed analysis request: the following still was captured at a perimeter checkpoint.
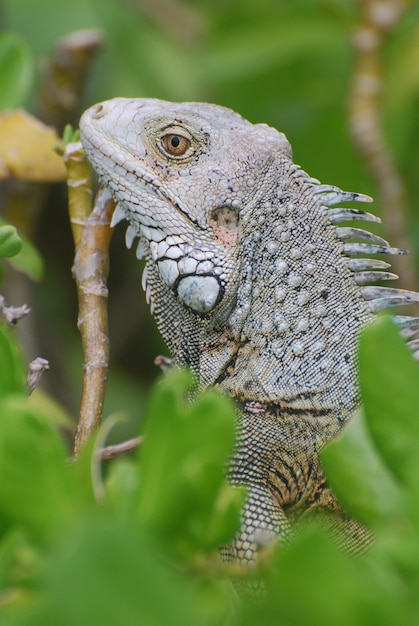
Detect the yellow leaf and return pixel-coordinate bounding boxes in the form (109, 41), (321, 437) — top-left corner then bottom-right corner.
(0, 109), (67, 182)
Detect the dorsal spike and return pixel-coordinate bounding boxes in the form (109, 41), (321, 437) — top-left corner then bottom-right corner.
(361, 286), (419, 312)
(314, 185), (373, 207)
(407, 338), (419, 351)
(354, 271), (398, 285)
(393, 315), (419, 330)
(336, 227), (388, 246)
(368, 298), (417, 313)
(361, 286), (419, 300)
(393, 316), (419, 340)
(328, 208), (381, 225)
(344, 243), (407, 256)
(347, 258), (391, 271)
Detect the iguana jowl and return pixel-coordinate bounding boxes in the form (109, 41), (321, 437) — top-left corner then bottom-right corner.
(80, 98), (419, 560)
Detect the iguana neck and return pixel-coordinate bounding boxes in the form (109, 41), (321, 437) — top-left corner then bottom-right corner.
(199, 159), (374, 416)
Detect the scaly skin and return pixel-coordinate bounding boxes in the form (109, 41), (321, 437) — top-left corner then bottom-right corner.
(80, 98), (419, 561)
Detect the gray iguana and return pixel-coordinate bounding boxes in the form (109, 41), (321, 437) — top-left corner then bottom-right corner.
(79, 98), (419, 562)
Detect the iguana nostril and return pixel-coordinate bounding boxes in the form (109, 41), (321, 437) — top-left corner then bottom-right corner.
(92, 103), (106, 119)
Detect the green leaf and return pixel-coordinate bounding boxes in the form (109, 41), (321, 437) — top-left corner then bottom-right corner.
(0, 396), (77, 538)
(62, 124), (80, 145)
(0, 218), (43, 281)
(0, 528), (41, 598)
(0, 323), (26, 397)
(137, 371), (238, 554)
(245, 526), (408, 626)
(5, 232), (44, 281)
(204, 483), (245, 550)
(359, 316), (419, 487)
(321, 410), (404, 528)
(27, 387), (75, 430)
(0, 226), (22, 258)
(26, 517), (208, 626)
(105, 457), (139, 520)
(0, 33), (33, 109)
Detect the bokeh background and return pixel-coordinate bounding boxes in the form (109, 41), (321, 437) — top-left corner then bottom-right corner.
(1, 0), (419, 439)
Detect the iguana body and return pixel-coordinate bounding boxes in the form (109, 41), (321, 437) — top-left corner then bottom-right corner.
(80, 98), (419, 560)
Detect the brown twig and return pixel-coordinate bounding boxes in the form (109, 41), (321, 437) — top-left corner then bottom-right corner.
(0, 294), (30, 325)
(350, 0), (417, 290)
(73, 187), (114, 455)
(98, 436), (144, 460)
(64, 141), (93, 247)
(27, 357), (50, 395)
(38, 29), (103, 133)
(64, 140), (115, 454)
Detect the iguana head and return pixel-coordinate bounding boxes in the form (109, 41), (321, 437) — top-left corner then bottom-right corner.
(80, 98), (419, 413)
(80, 98), (292, 316)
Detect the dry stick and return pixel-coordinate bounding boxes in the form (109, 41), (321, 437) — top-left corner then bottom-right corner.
(64, 141), (115, 455)
(350, 0), (417, 290)
(73, 187), (114, 455)
(98, 436), (143, 461)
(38, 29), (103, 134)
(27, 358), (50, 395)
(0, 295), (30, 325)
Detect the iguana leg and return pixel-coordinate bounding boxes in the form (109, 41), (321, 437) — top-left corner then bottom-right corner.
(295, 485), (373, 555)
(220, 483), (291, 564)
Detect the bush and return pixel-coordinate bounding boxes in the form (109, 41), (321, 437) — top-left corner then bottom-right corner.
(0, 316), (418, 625)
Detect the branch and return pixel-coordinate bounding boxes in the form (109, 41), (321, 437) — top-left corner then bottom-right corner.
(73, 187), (114, 455)
(64, 141), (115, 455)
(0, 294), (30, 325)
(27, 357), (50, 395)
(349, 0), (417, 290)
(98, 436), (143, 461)
(38, 29), (103, 133)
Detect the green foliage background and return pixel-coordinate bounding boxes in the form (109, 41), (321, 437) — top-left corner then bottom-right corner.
(1, 0), (419, 623)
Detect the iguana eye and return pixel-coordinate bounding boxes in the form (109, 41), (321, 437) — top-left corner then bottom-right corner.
(161, 133), (191, 156)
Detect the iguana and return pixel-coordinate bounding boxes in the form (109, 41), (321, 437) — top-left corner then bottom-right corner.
(79, 97), (419, 562)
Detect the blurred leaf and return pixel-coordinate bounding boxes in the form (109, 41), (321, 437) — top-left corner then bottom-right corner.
(4, 226), (44, 281)
(322, 409), (404, 528)
(0, 33), (33, 109)
(203, 18), (344, 82)
(27, 387), (75, 430)
(26, 517), (208, 626)
(386, 23), (419, 114)
(0, 323), (26, 397)
(67, 436), (97, 510)
(0, 396), (77, 538)
(137, 370), (240, 554)
(242, 526), (408, 626)
(105, 457), (139, 519)
(204, 483), (245, 550)
(0, 528), (41, 604)
(359, 316), (419, 487)
(0, 226), (22, 258)
(0, 109), (66, 182)
(62, 124), (80, 145)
